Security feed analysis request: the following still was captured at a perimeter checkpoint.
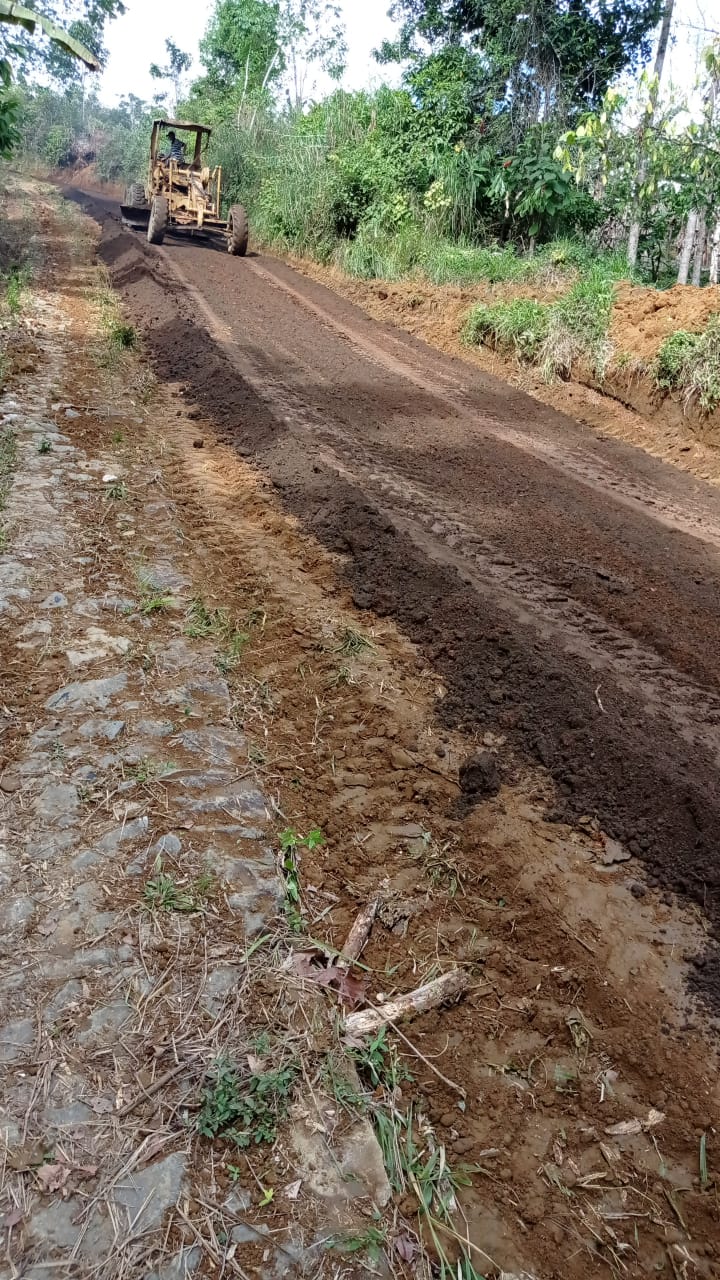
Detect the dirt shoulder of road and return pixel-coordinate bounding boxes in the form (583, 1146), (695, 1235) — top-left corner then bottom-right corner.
(278, 254), (720, 487)
(2, 176), (719, 1279)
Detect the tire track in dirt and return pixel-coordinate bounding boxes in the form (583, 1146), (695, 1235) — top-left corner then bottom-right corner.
(74, 191), (720, 1005)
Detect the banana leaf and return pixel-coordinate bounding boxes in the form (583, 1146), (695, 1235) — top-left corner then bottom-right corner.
(0, 1), (100, 69)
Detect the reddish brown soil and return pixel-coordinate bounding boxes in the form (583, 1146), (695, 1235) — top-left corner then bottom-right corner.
(40, 187), (720, 1278)
(612, 282), (720, 361)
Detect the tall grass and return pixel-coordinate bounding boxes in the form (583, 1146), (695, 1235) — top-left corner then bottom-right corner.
(464, 270), (618, 381)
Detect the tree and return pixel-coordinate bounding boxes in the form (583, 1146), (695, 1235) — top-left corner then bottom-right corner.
(0, 1), (105, 69)
(278, 0), (346, 108)
(379, 0), (665, 130)
(0, 1), (115, 157)
(626, 0), (674, 267)
(198, 0), (282, 98)
(149, 38), (192, 115)
(0, 0), (123, 75)
(195, 0), (346, 114)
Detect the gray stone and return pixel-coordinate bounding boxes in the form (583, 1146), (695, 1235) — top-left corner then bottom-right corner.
(144, 1246), (201, 1280)
(27, 1199), (111, 1262)
(46, 673), (127, 712)
(202, 967), (242, 1016)
(25, 830), (78, 861)
(136, 718), (174, 738)
(78, 718), (126, 741)
(37, 945), (135, 980)
(65, 626), (131, 668)
(177, 727), (245, 765)
(113, 1152), (187, 1230)
(18, 752), (51, 777)
(73, 764), (101, 782)
(44, 979), (84, 1024)
(153, 833), (182, 856)
(184, 781), (267, 820)
(77, 1001), (133, 1046)
(33, 783), (78, 825)
(0, 1016), (35, 1062)
(98, 815), (149, 852)
(41, 591), (68, 608)
(140, 561), (190, 593)
(19, 618), (52, 638)
(0, 897), (36, 931)
(44, 1101), (94, 1127)
(227, 885), (282, 936)
(291, 1100), (392, 1208)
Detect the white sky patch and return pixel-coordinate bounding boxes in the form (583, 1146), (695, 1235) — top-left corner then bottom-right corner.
(97, 0), (401, 106)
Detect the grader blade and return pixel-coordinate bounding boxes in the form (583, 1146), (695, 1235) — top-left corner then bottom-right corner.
(120, 203), (150, 229)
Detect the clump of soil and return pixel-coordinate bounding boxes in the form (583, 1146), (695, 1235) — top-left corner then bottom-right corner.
(612, 282), (720, 361)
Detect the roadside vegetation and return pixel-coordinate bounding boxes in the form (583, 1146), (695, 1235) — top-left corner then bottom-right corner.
(7, 1), (720, 410)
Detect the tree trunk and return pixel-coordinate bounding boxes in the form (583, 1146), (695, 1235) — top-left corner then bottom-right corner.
(692, 214), (707, 286)
(627, 0), (675, 268)
(654, 0), (674, 85)
(627, 219), (641, 270)
(710, 216), (720, 285)
(678, 210), (699, 285)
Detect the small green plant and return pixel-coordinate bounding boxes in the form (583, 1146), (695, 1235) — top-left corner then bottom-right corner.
(143, 859), (214, 913)
(144, 869), (196, 913)
(653, 316), (720, 413)
(196, 1055), (298, 1148)
(464, 274), (615, 382)
(106, 481), (127, 501)
(278, 827), (325, 933)
(37, 438), (52, 454)
(112, 429), (124, 445)
(5, 265), (29, 316)
(184, 598), (249, 673)
(0, 428), (17, 515)
(110, 321), (137, 350)
(138, 587), (174, 615)
(337, 627), (373, 657)
(130, 757), (175, 783)
(329, 1221), (387, 1263)
(353, 1026), (412, 1092)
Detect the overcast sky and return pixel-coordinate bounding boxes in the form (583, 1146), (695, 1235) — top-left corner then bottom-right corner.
(96, 0), (719, 108)
(97, 0), (401, 105)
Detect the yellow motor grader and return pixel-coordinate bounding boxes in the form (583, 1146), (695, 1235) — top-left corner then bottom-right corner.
(121, 118), (248, 255)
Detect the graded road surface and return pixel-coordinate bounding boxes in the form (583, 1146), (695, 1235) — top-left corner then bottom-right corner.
(77, 189), (720, 1004)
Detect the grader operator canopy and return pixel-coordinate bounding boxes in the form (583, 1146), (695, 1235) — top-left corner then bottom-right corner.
(121, 118), (248, 256)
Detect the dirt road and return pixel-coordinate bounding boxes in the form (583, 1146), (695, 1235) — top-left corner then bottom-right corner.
(5, 177), (720, 1278)
(77, 191), (720, 999)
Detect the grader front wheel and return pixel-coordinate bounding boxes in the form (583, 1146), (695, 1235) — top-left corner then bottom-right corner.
(227, 204), (249, 256)
(147, 195), (168, 245)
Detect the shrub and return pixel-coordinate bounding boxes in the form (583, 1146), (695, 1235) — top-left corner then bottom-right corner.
(463, 298), (550, 362)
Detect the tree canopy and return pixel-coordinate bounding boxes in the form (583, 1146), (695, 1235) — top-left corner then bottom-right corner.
(380, 0), (666, 128)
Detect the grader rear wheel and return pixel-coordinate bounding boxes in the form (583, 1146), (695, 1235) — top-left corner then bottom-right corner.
(125, 182), (145, 206)
(227, 204), (249, 256)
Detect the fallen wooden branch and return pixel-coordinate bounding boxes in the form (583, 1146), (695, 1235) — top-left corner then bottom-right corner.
(338, 897), (379, 969)
(343, 969), (468, 1039)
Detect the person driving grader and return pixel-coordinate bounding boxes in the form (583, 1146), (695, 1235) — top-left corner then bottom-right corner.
(160, 130), (186, 164)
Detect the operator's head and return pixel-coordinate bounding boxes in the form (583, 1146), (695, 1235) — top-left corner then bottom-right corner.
(168, 131), (176, 142)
